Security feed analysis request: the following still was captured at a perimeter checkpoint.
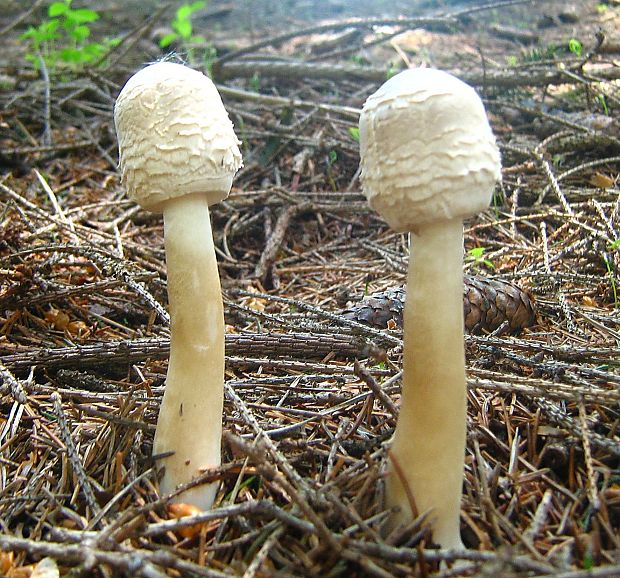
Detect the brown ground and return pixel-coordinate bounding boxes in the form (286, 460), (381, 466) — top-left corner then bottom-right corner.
(1, 0), (619, 576)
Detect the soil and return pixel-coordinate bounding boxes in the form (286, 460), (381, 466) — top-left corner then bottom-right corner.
(0, 1), (619, 577)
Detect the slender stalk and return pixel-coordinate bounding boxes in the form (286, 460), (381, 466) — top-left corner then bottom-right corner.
(153, 193), (224, 509)
(386, 218), (466, 549)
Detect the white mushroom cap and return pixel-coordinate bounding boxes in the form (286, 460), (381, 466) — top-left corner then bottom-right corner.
(114, 61), (242, 211)
(359, 68), (501, 232)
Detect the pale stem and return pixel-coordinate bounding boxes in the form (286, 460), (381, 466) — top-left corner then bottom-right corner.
(153, 193), (224, 509)
(386, 217), (466, 550)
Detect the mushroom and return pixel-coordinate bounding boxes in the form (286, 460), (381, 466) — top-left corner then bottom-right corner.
(114, 61), (242, 509)
(358, 68), (501, 549)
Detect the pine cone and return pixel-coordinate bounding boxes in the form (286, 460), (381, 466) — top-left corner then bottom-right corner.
(342, 276), (537, 335)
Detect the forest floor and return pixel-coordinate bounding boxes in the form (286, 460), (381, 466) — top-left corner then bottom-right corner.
(0, 0), (619, 576)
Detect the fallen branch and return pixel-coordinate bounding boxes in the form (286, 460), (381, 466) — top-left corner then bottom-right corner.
(0, 332), (373, 372)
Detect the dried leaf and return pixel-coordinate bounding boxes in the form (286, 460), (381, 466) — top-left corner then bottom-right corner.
(0, 552), (14, 574)
(167, 503), (214, 539)
(45, 308), (71, 331)
(582, 295), (597, 307)
(590, 172), (615, 189)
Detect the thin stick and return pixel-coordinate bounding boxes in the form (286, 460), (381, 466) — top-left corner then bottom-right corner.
(50, 392), (102, 522)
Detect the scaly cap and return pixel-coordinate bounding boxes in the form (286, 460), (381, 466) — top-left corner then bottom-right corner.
(359, 68), (501, 231)
(114, 62), (242, 211)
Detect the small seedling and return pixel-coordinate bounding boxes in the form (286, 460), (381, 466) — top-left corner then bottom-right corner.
(466, 247), (495, 270)
(386, 64), (400, 79)
(552, 153), (566, 168)
(159, 1), (206, 49)
(249, 72), (261, 93)
(596, 94), (610, 115)
(326, 150), (338, 191)
(605, 240), (620, 308)
(568, 38), (583, 57)
(20, 0), (117, 71)
(348, 127), (360, 142)
(523, 44), (560, 62)
(350, 54), (368, 66)
(203, 43), (218, 76)
(160, 2), (219, 72)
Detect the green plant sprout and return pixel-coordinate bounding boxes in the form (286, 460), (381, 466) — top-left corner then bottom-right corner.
(597, 94), (610, 115)
(249, 72), (261, 92)
(159, 2), (206, 49)
(160, 2), (219, 73)
(348, 127), (360, 142)
(20, 0), (117, 71)
(568, 38), (583, 57)
(466, 247), (495, 271)
(386, 63), (400, 79)
(202, 43), (218, 76)
(523, 44), (561, 63)
(326, 150), (338, 191)
(350, 54), (368, 66)
(604, 241), (619, 308)
(603, 256), (618, 308)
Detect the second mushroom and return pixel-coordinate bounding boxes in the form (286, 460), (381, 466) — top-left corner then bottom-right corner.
(359, 68), (501, 549)
(114, 62), (242, 509)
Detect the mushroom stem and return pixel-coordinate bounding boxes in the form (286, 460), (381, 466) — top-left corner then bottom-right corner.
(153, 192), (224, 509)
(386, 217), (466, 550)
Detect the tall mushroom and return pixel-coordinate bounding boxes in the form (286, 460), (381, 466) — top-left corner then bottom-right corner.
(114, 62), (242, 509)
(359, 68), (501, 549)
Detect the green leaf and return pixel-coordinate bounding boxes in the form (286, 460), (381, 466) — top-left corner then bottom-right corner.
(48, 1), (70, 17)
(60, 47), (83, 62)
(610, 239), (620, 250)
(71, 24), (91, 43)
(177, 5), (194, 21)
(568, 38), (583, 56)
(174, 19), (192, 39)
(82, 43), (105, 59)
(20, 25), (38, 41)
(22, 21), (61, 45)
(467, 247), (494, 269)
(386, 64), (399, 79)
(177, 0), (205, 20)
(348, 127), (360, 141)
(159, 32), (178, 48)
(597, 94), (610, 116)
(69, 8), (100, 24)
(249, 72), (260, 92)
(43, 19), (62, 35)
